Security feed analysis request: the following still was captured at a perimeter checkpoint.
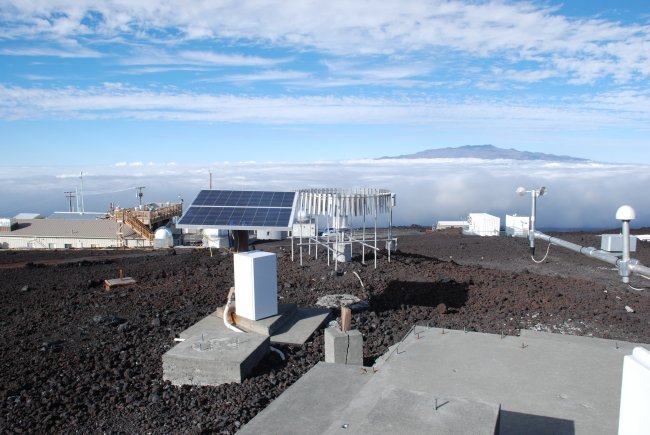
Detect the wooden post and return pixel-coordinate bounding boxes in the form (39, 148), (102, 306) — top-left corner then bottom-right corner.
(233, 230), (249, 252)
(341, 306), (352, 332)
(119, 269), (124, 279)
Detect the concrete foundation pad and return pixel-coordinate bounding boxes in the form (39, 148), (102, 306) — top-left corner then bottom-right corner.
(239, 328), (648, 435)
(189, 304), (329, 346)
(238, 362), (375, 435)
(323, 387), (500, 435)
(270, 307), (330, 346)
(163, 322), (268, 386)
(216, 303), (298, 336)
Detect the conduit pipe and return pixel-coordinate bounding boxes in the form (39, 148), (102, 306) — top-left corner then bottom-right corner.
(534, 231), (619, 267)
(270, 346), (285, 361)
(519, 187), (650, 287)
(223, 287), (245, 333)
(223, 288), (286, 360)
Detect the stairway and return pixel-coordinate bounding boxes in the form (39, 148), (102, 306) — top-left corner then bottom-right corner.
(123, 210), (155, 241)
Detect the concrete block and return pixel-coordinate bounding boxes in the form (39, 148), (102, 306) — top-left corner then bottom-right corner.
(163, 327), (269, 386)
(324, 327), (363, 365)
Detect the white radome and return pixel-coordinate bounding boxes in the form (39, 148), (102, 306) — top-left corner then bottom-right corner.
(615, 205), (636, 221)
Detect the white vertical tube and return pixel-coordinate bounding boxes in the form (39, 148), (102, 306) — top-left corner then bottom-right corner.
(621, 219), (631, 283)
(529, 190), (536, 255)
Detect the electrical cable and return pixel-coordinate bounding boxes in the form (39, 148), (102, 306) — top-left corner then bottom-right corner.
(269, 346), (285, 361)
(628, 283), (648, 291)
(531, 242), (551, 264)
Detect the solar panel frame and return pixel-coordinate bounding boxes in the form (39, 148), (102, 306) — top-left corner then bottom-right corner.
(177, 190), (298, 231)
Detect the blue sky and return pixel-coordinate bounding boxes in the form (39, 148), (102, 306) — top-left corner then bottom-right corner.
(1, 0), (649, 165)
(1, 1), (650, 229)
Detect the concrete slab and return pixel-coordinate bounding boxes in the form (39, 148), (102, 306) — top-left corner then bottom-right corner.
(372, 327), (643, 435)
(162, 322), (268, 386)
(188, 304), (329, 346)
(240, 327), (647, 435)
(271, 307), (330, 346)
(216, 303), (298, 336)
(237, 362), (375, 435)
(178, 311), (222, 340)
(323, 387), (500, 435)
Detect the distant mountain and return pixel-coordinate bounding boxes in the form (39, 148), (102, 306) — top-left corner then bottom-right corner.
(379, 145), (588, 162)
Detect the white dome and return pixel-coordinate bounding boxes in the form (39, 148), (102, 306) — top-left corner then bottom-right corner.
(616, 205), (636, 221)
(154, 228), (173, 240)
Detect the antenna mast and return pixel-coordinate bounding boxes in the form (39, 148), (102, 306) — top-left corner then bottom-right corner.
(79, 172), (85, 214)
(64, 191), (76, 212)
(135, 186), (146, 207)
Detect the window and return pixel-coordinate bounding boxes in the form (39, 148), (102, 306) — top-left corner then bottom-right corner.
(48, 243), (55, 249)
(64, 243), (72, 249)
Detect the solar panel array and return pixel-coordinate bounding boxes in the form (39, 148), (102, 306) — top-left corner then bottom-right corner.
(177, 190), (297, 230)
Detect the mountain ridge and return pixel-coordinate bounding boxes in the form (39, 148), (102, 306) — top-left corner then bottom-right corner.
(379, 145), (588, 162)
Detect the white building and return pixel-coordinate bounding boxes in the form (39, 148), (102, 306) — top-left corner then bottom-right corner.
(435, 220), (469, 231)
(464, 213), (500, 237)
(0, 219), (151, 249)
(505, 214), (529, 237)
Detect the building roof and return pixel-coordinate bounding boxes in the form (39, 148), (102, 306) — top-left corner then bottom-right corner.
(14, 213), (44, 219)
(47, 211), (110, 220)
(1, 219), (139, 239)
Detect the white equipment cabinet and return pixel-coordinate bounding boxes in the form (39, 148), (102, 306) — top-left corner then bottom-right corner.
(618, 347), (650, 434)
(234, 251), (278, 321)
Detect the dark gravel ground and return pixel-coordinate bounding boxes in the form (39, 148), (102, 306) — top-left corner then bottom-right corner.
(1, 229), (648, 434)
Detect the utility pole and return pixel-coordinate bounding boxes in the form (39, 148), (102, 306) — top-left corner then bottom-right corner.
(79, 172), (85, 214)
(64, 191), (76, 212)
(135, 186), (146, 207)
(209, 169), (212, 190)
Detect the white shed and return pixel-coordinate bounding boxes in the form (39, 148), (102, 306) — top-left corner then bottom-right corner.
(465, 213), (500, 237)
(436, 220), (469, 231)
(505, 214), (529, 237)
(203, 229), (230, 248)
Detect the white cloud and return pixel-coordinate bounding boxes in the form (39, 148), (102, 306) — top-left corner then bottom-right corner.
(0, 46), (102, 58)
(119, 48), (287, 67)
(177, 50), (287, 67)
(2, 1), (649, 84)
(210, 70), (311, 83)
(2, 84), (648, 130)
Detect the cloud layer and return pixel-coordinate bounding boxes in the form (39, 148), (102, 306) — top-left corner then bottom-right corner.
(1, 159), (648, 230)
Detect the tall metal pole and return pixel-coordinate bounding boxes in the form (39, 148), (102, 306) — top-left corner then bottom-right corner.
(620, 219), (631, 284)
(64, 191), (75, 212)
(529, 190), (537, 255)
(136, 186), (146, 207)
(79, 172), (85, 214)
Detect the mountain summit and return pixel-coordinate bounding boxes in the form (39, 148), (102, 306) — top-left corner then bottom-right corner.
(380, 145), (588, 162)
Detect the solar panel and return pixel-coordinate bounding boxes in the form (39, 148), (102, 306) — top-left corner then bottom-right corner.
(177, 190), (297, 231)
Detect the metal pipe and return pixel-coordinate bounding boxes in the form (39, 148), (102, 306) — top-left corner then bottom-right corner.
(529, 191), (536, 255)
(534, 231), (620, 266)
(620, 220), (631, 283)
(629, 262), (650, 280)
